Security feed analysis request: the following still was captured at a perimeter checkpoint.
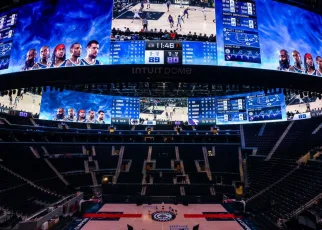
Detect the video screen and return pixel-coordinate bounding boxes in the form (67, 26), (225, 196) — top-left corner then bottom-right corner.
(188, 97), (216, 125)
(0, 0), (112, 74)
(0, 0), (320, 77)
(215, 0), (322, 76)
(285, 93), (322, 121)
(140, 97), (188, 124)
(39, 90), (113, 124)
(215, 91), (286, 125)
(111, 96), (140, 123)
(110, 0), (217, 65)
(0, 89), (41, 116)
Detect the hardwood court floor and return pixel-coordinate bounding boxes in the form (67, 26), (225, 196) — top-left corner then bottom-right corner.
(81, 203), (247, 230)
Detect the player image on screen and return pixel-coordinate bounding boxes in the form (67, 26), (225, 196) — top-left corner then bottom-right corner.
(22, 49), (37, 71)
(66, 43), (83, 67)
(277, 49), (291, 71)
(140, 98), (188, 123)
(316, 56), (322, 77)
(65, 108), (77, 122)
(166, 0), (171, 12)
(131, 9), (142, 23)
(96, 110), (106, 124)
(51, 44), (67, 68)
(77, 109), (87, 122)
(289, 50), (305, 73)
(53, 108), (65, 121)
(33, 46), (51, 69)
(81, 40), (102, 66)
(304, 53), (316, 75)
(87, 110), (96, 123)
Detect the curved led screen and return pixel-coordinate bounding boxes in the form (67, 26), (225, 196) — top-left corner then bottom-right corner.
(0, 0), (321, 76)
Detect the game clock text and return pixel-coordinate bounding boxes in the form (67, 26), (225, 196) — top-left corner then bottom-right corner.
(145, 41), (182, 65)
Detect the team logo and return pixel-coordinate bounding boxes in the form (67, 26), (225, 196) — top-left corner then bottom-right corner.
(151, 211), (176, 222)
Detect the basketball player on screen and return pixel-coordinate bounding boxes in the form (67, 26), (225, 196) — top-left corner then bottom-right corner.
(168, 15), (174, 28)
(65, 108), (77, 122)
(202, 7), (207, 21)
(51, 44), (67, 68)
(54, 108), (65, 121)
(277, 49), (291, 71)
(81, 40), (102, 65)
(96, 110), (106, 124)
(132, 9), (142, 23)
(22, 49), (37, 71)
(33, 46), (51, 69)
(289, 50), (304, 73)
(66, 43), (83, 66)
(77, 109), (87, 122)
(87, 110), (96, 123)
(166, 0), (171, 12)
(176, 15), (183, 31)
(304, 53), (317, 75)
(316, 56), (322, 76)
(146, 0), (150, 9)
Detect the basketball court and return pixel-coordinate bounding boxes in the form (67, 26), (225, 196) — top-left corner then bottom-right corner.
(140, 105), (188, 122)
(0, 91), (41, 115)
(112, 3), (216, 36)
(76, 203), (250, 230)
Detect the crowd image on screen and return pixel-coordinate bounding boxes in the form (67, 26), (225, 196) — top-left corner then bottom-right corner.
(111, 27), (216, 42)
(22, 40), (103, 71)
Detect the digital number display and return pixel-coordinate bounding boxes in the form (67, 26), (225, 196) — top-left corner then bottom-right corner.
(182, 42), (217, 65)
(188, 97), (216, 125)
(109, 41), (145, 64)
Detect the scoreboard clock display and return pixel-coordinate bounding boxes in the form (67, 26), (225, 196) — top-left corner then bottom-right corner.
(145, 51), (165, 64)
(145, 41), (182, 65)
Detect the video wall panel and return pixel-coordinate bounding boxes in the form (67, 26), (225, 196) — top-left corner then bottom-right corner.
(0, 0), (320, 76)
(39, 90), (113, 124)
(216, 0), (322, 76)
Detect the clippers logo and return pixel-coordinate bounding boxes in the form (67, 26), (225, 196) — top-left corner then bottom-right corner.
(151, 211), (176, 222)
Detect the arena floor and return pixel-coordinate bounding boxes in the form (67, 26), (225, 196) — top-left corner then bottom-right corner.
(77, 204), (249, 230)
(113, 3), (216, 36)
(140, 105), (188, 122)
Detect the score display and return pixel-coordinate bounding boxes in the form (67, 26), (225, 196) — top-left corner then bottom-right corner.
(220, 0), (261, 64)
(214, 91), (286, 125)
(109, 41), (217, 65)
(0, 12), (18, 70)
(188, 97), (216, 125)
(216, 96), (247, 124)
(111, 96), (140, 124)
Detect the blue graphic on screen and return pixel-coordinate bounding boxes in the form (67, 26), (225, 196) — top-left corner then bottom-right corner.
(182, 42), (217, 65)
(215, 91), (287, 125)
(39, 90), (113, 124)
(247, 93), (286, 122)
(111, 96), (140, 119)
(216, 0), (322, 75)
(0, 0), (113, 74)
(110, 41), (145, 64)
(188, 97), (216, 125)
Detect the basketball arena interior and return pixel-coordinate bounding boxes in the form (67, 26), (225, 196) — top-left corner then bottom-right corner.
(0, 0), (322, 230)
